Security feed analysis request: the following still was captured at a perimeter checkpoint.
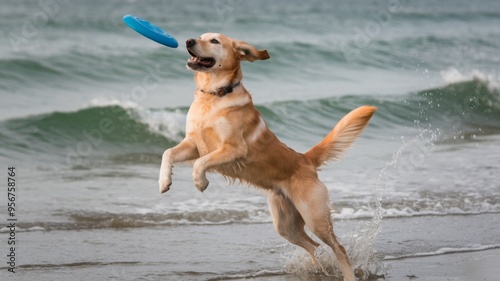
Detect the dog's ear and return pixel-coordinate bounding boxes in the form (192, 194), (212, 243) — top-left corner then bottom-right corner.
(232, 40), (270, 62)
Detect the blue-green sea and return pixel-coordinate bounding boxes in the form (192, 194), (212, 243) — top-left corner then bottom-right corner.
(1, 0), (500, 280)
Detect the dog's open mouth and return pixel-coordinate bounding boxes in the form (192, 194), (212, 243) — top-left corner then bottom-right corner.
(187, 49), (216, 68)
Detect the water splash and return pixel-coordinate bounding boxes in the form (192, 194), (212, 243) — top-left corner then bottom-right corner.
(283, 244), (342, 279)
(282, 129), (439, 280)
(347, 129), (438, 278)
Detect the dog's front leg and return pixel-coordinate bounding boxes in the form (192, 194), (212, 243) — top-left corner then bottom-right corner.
(192, 143), (247, 192)
(159, 138), (199, 193)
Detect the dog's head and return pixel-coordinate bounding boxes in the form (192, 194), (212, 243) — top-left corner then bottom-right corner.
(186, 33), (270, 72)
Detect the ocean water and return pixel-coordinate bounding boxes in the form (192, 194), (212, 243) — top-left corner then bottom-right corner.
(1, 0), (500, 280)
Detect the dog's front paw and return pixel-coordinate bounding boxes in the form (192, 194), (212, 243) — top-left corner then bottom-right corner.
(193, 173), (209, 192)
(158, 170), (172, 194)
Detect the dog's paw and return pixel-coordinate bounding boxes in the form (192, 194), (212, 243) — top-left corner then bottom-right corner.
(193, 174), (209, 192)
(158, 171), (172, 194)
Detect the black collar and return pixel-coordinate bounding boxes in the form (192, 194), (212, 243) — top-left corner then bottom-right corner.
(201, 81), (241, 97)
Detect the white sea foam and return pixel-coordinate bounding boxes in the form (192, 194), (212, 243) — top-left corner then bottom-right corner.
(0, 226), (46, 233)
(87, 96), (141, 109)
(440, 67), (499, 88)
(384, 244), (500, 260)
(208, 269), (285, 281)
(135, 108), (186, 142)
(335, 204), (500, 220)
(86, 97), (186, 141)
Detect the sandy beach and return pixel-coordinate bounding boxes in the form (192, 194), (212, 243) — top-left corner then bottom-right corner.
(226, 248), (500, 281)
(2, 213), (499, 280)
(384, 248), (500, 281)
(2, 0), (499, 280)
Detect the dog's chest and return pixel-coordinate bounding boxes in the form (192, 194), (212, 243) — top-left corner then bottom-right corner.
(186, 93), (253, 155)
(185, 101), (228, 156)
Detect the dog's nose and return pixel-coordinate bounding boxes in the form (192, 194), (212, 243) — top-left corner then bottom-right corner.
(186, 39), (196, 48)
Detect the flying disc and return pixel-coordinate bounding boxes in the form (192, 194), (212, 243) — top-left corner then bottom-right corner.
(123, 15), (178, 48)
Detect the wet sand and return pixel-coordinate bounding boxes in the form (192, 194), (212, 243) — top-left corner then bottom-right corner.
(227, 248), (500, 281)
(384, 248), (500, 281)
(1, 213), (498, 280)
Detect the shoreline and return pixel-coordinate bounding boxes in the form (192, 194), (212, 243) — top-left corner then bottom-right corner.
(383, 247), (500, 281)
(224, 248), (500, 281)
(1, 213), (499, 281)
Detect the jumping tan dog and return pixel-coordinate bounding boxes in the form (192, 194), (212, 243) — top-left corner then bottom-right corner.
(158, 33), (376, 281)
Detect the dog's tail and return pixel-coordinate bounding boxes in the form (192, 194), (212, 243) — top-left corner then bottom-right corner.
(304, 105), (377, 168)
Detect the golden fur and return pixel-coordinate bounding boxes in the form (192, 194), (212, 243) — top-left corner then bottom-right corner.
(158, 33), (376, 281)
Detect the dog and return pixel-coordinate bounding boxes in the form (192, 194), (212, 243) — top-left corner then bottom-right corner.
(158, 33), (376, 281)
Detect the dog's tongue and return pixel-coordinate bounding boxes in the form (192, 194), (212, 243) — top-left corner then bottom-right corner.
(187, 52), (215, 68)
(199, 57), (212, 66)
(194, 56), (215, 67)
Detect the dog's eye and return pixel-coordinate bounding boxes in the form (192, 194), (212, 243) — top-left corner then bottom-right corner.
(210, 38), (220, 44)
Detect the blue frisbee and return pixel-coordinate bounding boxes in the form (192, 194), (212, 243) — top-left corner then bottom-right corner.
(123, 15), (178, 48)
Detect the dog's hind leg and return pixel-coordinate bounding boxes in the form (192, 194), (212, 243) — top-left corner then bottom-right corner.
(290, 182), (355, 281)
(267, 190), (320, 265)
